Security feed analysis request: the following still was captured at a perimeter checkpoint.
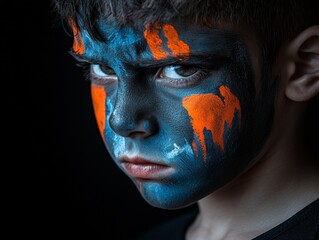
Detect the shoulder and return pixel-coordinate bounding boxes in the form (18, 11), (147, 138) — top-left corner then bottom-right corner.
(254, 198), (319, 240)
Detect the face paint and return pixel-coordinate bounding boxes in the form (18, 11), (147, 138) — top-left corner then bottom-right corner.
(69, 19), (85, 55)
(91, 84), (107, 142)
(182, 85), (241, 161)
(75, 19), (273, 210)
(112, 134), (126, 159)
(143, 23), (168, 60)
(166, 139), (194, 160)
(143, 23), (190, 60)
(163, 24), (190, 58)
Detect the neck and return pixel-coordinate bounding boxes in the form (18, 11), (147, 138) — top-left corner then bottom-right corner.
(186, 101), (319, 240)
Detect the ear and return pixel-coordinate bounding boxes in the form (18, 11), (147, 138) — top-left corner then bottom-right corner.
(284, 25), (319, 102)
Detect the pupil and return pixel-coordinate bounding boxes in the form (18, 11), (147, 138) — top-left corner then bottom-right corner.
(175, 66), (197, 77)
(101, 65), (115, 75)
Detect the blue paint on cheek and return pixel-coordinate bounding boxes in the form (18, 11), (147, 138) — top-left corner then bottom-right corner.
(221, 110), (241, 155)
(104, 96), (116, 153)
(104, 97), (126, 160)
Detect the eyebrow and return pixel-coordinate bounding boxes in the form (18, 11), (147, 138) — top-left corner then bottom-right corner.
(68, 50), (102, 63)
(69, 49), (229, 68)
(138, 53), (230, 68)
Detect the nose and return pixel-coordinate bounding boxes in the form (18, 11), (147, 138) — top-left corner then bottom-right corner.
(110, 111), (158, 138)
(109, 90), (158, 139)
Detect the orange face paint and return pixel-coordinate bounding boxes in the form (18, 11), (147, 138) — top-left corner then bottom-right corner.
(182, 86), (241, 161)
(91, 84), (107, 142)
(143, 23), (168, 60)
(69, 19), (85, 55)
(163, 24), (190, 59)
(143, 23), (190, 60)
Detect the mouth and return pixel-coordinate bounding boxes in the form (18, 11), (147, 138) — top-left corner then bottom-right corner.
(120, 156), (174, 180)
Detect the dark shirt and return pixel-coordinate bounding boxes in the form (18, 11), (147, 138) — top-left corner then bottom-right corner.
(136, 198), (319, 240)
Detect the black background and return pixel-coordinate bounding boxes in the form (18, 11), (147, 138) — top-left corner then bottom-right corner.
(6, 1), (318, 240)
(7, 1), (196, 239)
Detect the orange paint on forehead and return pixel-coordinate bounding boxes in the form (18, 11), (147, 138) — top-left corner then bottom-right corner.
(143, 23), (190, 60)
(91, 84), (107, 142)
(163, 24), (190, 58)
(69, 19), (85, 55)
(143, 23), (168, 60)
(182, 86), (241, 161)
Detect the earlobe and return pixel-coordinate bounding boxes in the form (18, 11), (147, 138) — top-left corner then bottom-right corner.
(284, 25), (319, 102)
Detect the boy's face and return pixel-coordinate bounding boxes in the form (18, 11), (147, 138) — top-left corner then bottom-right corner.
(72, 19), (274, 209)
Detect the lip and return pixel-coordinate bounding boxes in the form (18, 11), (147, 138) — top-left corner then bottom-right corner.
(120, 156), (174, 180)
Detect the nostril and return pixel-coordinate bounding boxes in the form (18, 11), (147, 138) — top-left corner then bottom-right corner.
(109, 110), (158, 138)
(128, 131), (150, 138)
(128, 118), (158, 138)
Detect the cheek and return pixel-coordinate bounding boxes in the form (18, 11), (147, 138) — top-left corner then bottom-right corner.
(91, 84), (107, 141)
(182, 85), (241, 161)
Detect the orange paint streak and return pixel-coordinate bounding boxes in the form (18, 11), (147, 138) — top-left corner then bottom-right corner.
(163, 24), (190, 58)
(69, 19), (85, 55)
(220, 86), (242, 128)
(192, 140), (198, 158)
(91, 84), (107, 142)
(182, 86), (241, 160)
(143, 23), (168, 60)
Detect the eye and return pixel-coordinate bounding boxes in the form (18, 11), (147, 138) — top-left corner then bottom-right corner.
(91, 64), (116, 77)
(90, 64), (118, 86)
(157, 65), (207, 88)
(161, 65), (199, 78)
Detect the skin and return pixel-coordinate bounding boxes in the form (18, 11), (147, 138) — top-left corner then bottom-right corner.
(70, 19), (319, 239)
(71, 20), (263, 209)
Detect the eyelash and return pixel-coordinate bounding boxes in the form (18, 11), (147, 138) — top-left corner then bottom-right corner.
(76, 62), (210, 88)
(156, 66), (209, 88)
(76, 62), (91, 82)
(76, 62), (115, 86)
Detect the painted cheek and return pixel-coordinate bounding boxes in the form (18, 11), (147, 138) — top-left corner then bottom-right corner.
(91, 84), (107, 142)
(143, 23), (190, 60)
(182, 85), (241, 161)
(69, 19), (85, 55)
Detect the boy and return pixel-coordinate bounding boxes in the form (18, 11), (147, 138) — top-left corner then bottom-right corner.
(52, 0), (319, 239)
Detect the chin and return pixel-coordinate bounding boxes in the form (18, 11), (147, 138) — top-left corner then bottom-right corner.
(136, 180), (210, 210)
(143, 195), (196, 210)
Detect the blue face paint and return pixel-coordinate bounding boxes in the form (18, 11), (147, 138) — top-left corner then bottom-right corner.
(73, 19), (274, 209)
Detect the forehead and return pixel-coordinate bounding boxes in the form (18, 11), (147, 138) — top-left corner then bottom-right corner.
(77, 20), (243, 64)
(96, 21), (236, 45)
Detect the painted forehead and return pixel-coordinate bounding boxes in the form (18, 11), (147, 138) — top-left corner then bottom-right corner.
(71, 20), (237, 63)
